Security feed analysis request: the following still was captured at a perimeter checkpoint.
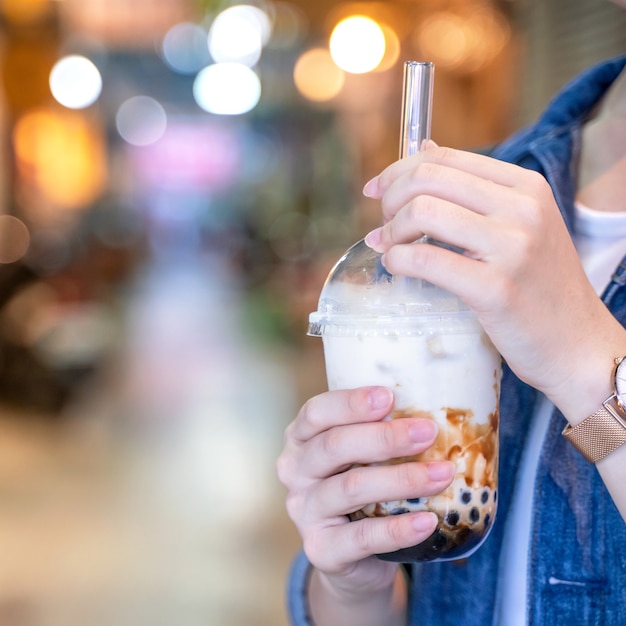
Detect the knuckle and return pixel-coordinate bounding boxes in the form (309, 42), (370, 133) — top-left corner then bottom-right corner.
(285, 491), (305, 522)
(414, 194), (437, 217)
(275, 452), (294, 486)
(346, 387), (368, 415)
(380, 194), (396, 222)
(411, 161), (439, 183)
(383, 516), (406, 546)
(434, 145), (455, 163)
(351, 517), (372, 553)
(405, 197), (423, 224)
(413, 240), (438, 274)
(303, 531), (330, 569)
(376, 421), (398, 456)
(320, 427), (344, 463)
(520, 195), (544, 228)
(377, 168), (394, 191)
(408, 194), (442, 230)
(396, 461), (422, 494)
(298, 397), (319, 432)
(525, 168), (550, 195)
(339, 466), (365, 500)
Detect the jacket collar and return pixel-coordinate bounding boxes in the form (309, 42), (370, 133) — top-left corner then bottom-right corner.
(492, 55), (626, 235)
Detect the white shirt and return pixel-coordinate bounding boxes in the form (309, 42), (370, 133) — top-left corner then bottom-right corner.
(495, 202), (626, 625)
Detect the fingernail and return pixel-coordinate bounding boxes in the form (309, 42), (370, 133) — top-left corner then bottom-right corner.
(412, 512), (437, 532)
(408, 419), (437, 443)
(427, 462), (455, 481)
(422, 139), (439, 150)
(362, 177), (379, 197)
(368, 387), (392, 411)
(364, 227), (382, 249)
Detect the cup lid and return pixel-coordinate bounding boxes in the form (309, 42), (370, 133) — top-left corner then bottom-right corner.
(308, 239), (472, 337)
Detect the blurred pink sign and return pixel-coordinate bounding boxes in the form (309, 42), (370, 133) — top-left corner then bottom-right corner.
(130, 122), (242, 192)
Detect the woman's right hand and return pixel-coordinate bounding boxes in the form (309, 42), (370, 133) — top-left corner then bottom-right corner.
(276, 385), (455, 600)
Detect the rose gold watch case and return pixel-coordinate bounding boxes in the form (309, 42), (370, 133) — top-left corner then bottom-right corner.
(613, 355), (626, 412)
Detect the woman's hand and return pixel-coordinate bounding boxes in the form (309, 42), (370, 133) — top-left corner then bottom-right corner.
(363, 144), (626, 419)
(277, 386), (454, 601)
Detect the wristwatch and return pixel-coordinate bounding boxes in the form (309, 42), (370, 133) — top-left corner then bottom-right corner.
(562, 356), (626, 463)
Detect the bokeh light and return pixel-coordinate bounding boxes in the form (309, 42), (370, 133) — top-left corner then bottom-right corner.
(161, 22), (211, 74)
(417, 12), (470, 70)
(193, 63), (261, 115)
(294, 48), (345, 102)
(268, 1), (307, 48)
(329, 15), (386, 74)
(49, 55), (103, 110)
(1, 0), (50, 24)
(375, 23), (401, 72)
(416, 8), (511, 73)
(116, 96), (168, 146)
(208, 4), (272, 67)
(13, 108), (107, 211)
(0, 215), (30, 264)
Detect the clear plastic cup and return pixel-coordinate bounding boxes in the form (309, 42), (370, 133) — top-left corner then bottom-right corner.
(308, 238), (501, 562)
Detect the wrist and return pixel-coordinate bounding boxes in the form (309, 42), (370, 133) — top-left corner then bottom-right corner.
(544, 322), (626, 427)
(309, 567), (407, 626)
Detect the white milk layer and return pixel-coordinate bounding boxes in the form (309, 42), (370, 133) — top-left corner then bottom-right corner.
(322, 321), (500, 426)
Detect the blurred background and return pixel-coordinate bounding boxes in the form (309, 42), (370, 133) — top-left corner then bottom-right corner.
(0, 0), (623, 624)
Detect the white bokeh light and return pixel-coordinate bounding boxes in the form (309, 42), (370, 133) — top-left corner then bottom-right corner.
(49, 55), (103, 109)
(116, 96), (168, 146)
(329, 16), (386, 74)
(208, 5), (272, 66)
(193, 63), (261, 115)
(237, 4), (272, 46)
(162, 22), (211, 74)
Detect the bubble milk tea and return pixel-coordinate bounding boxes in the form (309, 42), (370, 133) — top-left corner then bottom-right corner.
(309, 240), (502, 563)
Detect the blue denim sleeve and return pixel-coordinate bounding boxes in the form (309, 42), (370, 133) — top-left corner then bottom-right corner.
(287, 550), (315, 626)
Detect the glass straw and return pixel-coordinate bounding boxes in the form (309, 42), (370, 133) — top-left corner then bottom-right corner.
(392, 61), (435, 291)
(399, 61), (434, 158)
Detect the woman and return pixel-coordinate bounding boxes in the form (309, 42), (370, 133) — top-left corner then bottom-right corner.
(277, 51), (626, 626)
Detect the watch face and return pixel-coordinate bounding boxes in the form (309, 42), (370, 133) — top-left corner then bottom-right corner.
(615, 357), (626, 409)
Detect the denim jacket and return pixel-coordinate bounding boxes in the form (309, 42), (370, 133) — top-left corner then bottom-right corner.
(287, 56), (626, 626)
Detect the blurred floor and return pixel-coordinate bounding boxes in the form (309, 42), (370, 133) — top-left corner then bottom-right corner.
(0, 249), (317, 626)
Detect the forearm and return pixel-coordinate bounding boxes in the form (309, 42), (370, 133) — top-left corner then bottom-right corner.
(308, 567), (409, 626)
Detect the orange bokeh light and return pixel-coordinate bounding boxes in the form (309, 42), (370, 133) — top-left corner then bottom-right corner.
(13, 107), (107, 213)
(294, 48), (345, 102)
(415, 7), (510, 73)
(0, 0), (51, 24)
(374, 23), (401, 73)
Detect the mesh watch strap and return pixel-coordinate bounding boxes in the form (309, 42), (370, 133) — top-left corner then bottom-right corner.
(562, 400), (626, 463)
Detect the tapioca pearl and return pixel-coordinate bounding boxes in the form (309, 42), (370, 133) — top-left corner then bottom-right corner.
(444, 510), (460, 527)
(459, 489), (472, 505)
(390, 507), (410, 515)
(431, 530), (448, 552)
(407, 497), (422, 504)
(481, 489), (490, 504)
(493, 490), (497, 503)
(484, 514), (491, 528)
(469, 507), (480, 524)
